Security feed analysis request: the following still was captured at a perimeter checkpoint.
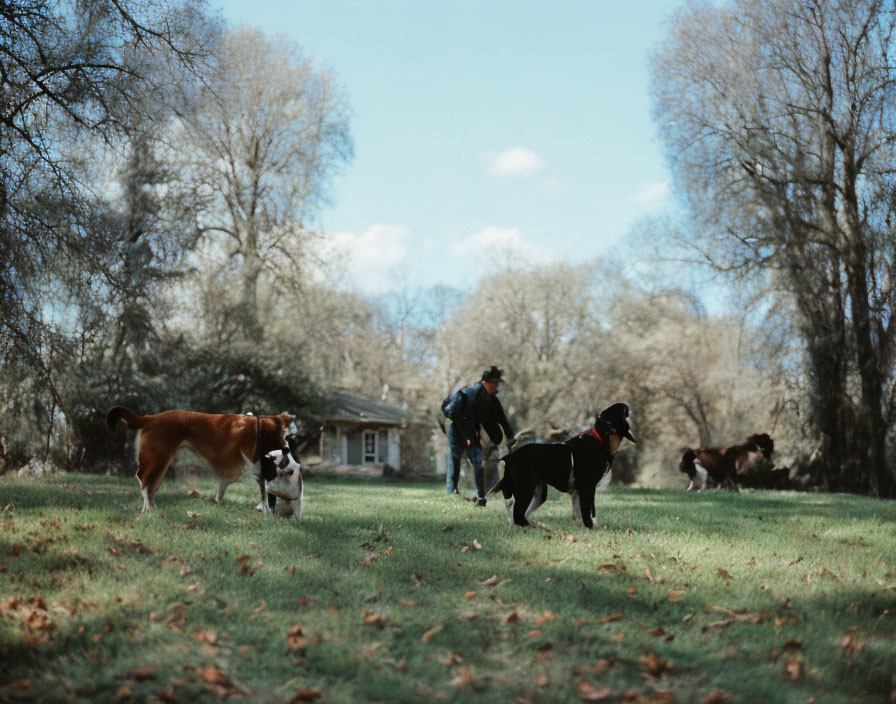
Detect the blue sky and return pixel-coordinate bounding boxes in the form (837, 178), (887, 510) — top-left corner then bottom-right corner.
(216, 0), (679, 293)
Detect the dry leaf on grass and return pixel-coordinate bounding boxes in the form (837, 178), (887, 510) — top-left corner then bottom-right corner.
(4, 679), (30, 698)
(288, 689), (324, 702)
(472, 539), (482, 549)
(577, 681), (613, 700)
(194, 666), (228, 686)
(421, 625), (444, 644)
(121, 667), (156, 681)
(639, 653), (673, 677)
(701, 692), (733, 704)
(668, 589), (686, 601)
(482, 575), (499, 586)
(362, 612), (387, 628)
(597, 613), (622, 624)
(451, 668), (476, 688)
(504, 611), (521, 623)
(701, 618), (735, 633)
(235, 555), (262, 577)
(717, 568), (734, 580)
(783, 657), (803, 680)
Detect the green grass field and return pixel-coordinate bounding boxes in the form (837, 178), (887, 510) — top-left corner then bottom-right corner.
(1, 472), (895, 703)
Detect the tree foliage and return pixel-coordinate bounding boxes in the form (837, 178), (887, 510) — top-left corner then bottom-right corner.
(651, 0), (896, 495)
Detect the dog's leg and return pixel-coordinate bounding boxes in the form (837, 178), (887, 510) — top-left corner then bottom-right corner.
(135, 440), (174, 512)
(512, 488), (531, 527)
(570, 489), (582, 523)
(524, 482), (549, 529)
(579, 486), (596, 529)
(257, 477), (273, 515)
(694, 461), (709, 491)
(215, 478), (234, 503)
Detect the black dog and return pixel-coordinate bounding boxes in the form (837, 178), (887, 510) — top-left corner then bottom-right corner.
(488, 403), (635, 528)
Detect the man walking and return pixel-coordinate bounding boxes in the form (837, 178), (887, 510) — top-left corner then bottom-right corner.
(441, 366), (515, 505)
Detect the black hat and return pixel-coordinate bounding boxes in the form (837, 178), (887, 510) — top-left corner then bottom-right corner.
(481, 366), (504, 381)
(598, 402), (636, 443)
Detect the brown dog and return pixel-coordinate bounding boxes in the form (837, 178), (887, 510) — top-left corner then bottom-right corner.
(107, 406), (295, 512)
(679, 433), (774, 491)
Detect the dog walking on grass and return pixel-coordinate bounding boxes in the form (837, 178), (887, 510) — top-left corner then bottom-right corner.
(489, 403), (635, 529)
(107, 406), (295, 513)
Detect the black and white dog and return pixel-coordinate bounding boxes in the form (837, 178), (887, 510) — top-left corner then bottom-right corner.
(264, 448), (303, 520)
(488, 403), (635, 529)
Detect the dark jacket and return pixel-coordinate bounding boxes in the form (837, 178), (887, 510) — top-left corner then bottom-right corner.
(442, 381), (513, 447)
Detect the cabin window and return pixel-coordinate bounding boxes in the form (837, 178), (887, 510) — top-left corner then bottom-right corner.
(363, 430), (377, 463)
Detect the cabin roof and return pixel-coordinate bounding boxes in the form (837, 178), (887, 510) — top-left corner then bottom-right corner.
(323, 390), (421, 426)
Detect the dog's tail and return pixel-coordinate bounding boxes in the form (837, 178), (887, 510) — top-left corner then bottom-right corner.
(487, 476), (505, 496)
(107, 406), (145, 430)
(487, 454), (512, 496)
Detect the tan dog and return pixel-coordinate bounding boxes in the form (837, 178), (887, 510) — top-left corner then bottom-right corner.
(107, 406), (295, 512)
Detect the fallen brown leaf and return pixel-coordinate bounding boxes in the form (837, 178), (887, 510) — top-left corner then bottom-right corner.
(482, 575), (499, 586)
(122, 667), (156, 681)
(472, 539), (482, 549)
(783, 657), (802, 680)
(639, 653), (673, 677)
(717, 568), (734, 580)
(421, 624), (444, 644)
(451, 668), (476, 688)
(701, 618), (735, 633)
(598, 613), (622, 624)
(504, 611), (521, 623)
(195, 666), (231, 687)
(577, 681), (613, 700)
(4, 679), (30, 698)
(701, 692), (733, 704)
(668, 589), (686, 601)
(288, 689), (324, 702)
(362, 612), (387, 628)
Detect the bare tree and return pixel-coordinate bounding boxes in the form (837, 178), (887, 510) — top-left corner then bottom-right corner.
(652, 0), (896, 495)
(0, 0), (218, 459)
(164, 27), (353, 341)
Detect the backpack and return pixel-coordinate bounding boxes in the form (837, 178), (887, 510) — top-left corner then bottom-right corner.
(440, 389), (463, 420)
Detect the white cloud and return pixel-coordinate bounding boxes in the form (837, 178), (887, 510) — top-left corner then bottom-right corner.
(485, 146), (545, 177)
(627, 180), (669, 212)
(451, 226), (550, 263)
(326, 224), (409, 292)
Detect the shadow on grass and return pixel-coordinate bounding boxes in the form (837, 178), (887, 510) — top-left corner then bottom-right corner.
(3, 473), (896, 702)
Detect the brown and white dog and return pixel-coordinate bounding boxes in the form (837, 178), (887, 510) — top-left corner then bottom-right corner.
(261, 448), (303, 520)
(679, 433), (774, 491)
(107, 406), (295, 512)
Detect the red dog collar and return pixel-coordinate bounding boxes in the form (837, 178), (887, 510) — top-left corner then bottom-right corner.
(580, 428), (611, 453)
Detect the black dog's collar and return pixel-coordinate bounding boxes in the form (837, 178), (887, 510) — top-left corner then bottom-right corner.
(578, 428), (615, 465)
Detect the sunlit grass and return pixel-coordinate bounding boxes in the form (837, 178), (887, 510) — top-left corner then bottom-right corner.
(1, 473), (895, 703)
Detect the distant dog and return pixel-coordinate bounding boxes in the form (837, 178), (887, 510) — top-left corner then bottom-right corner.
(489, 403), (636, 528)
(262, 449), (303, 520)
(107, 406), (295, 512)
(679, 433), (774, 491)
